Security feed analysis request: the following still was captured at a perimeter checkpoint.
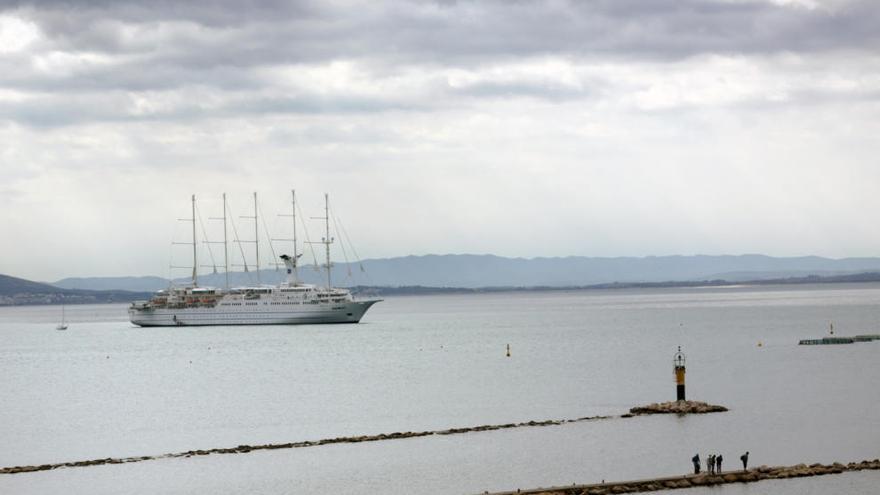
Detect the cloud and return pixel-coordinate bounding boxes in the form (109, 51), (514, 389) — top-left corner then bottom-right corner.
(2, 1), (880, 279)
(6, 1), (879, 62)
(0, 0), (877, 127)
(3, 51), (878, 127)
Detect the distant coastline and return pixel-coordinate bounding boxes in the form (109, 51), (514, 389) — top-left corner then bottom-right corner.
(49, 253), (880, 292)
(0, 289), (154, 307)
(3, 269), (880, 307)
(352, 271), (880, 297)
(0, 273), (152, 306)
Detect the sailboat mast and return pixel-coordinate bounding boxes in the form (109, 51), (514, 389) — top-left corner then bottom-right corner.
(191, 194), (198, 287)
(292, 190), (297, 262)
(254, 192), (260, 285)
(223, 193), (229, 289)
(324, 193), (332, 289)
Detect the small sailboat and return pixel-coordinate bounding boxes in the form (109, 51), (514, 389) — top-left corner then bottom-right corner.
(56, 304), (68, 331)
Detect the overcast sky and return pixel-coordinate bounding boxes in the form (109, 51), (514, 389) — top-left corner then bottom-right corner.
(1, 0), (879, 281)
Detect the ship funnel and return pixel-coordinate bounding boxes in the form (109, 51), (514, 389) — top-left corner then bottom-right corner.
(280, 254), (302, 285)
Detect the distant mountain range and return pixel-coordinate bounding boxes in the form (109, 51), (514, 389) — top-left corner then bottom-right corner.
(0, 274), (151, 306)
(4, 253), (880, 306)
(50, 254), (880, 292)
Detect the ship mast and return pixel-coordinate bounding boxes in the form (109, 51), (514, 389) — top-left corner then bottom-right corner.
(222, 193), (229, 289)
(172, 195), (199, 287)
(273, 189), (301, 285)
(309, 193), (334, 289)
(289, 189), (299, 282)
(323, 193), (333, 289)
(254, 192), (260, 285)
(208, 194), (231, 289)
(191, 194), (198, 287)
(292, 190), (298, 263)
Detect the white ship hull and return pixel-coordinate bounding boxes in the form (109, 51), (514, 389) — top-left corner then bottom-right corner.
(129, 300), (379, 327)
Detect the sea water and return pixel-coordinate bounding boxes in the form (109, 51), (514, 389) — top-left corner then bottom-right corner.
(1, 284), (878, 494)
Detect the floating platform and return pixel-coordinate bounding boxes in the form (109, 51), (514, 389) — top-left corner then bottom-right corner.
(799, 332), (880, 345)
(628, 400), (727, 416)
(799, 337), (855, 345)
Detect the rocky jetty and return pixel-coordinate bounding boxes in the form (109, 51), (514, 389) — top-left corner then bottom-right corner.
(486, 459), (880, 495)
(628, 400), (727, 416)
(0, 414), (612, 475)
(0, 402), (728, 476)
(799, 337), (854, 345)
(799, 334), (880, 344)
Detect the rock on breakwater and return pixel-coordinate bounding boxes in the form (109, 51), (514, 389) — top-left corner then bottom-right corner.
(485, 459), (880, 495)
(628, 400), (727, 415)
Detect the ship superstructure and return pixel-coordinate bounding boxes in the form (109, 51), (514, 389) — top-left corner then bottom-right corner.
(129, 192), (380, 327)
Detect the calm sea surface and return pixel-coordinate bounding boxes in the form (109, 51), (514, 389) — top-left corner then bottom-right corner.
(1, 284), (879, 494)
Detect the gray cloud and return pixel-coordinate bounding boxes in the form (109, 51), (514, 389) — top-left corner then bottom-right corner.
(7, 1), (879, 63)
(450, 82), (587, 102)
(0, 88), (431, 128)
(1, 2), (879, 127)
(2, 1), (878, 97)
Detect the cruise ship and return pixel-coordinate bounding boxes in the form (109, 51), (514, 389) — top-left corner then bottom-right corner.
(129, 192), (381, 327)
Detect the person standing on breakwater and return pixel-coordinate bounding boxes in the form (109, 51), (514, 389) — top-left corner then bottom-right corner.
(716, 454), (723, 473)
(707, 454), (715, 474)
(692, 454), (701, 474)
(741, 451), (749, 471)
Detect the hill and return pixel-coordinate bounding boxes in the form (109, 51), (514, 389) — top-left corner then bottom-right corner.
(51, 253), (880, 291)
(52, 276), (169, 292)
(0, 274), (151, 306)
(0, 273), (61, 295)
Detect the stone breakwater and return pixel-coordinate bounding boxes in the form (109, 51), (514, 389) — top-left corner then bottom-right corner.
(485, 459), (880, 495)
(0, 401), (728, 475)
(627, 400), (727, 416)
(0, 415), (614, 475)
